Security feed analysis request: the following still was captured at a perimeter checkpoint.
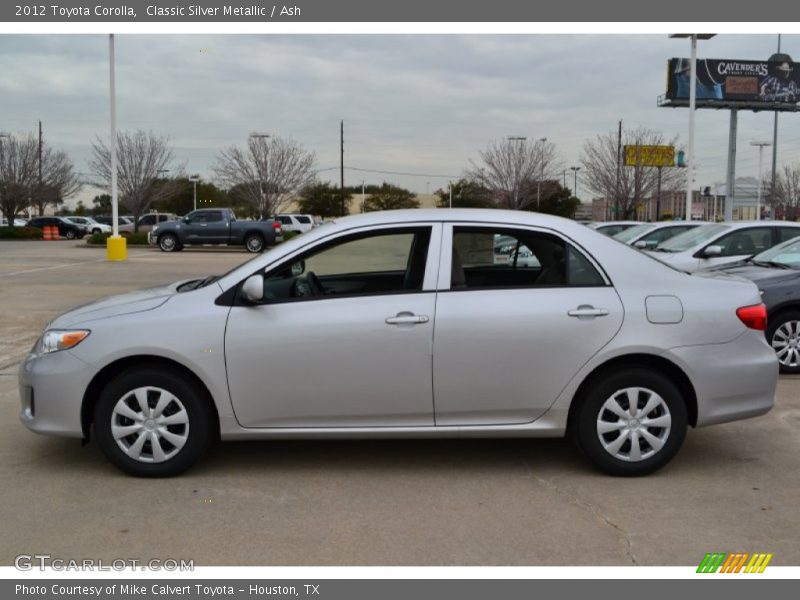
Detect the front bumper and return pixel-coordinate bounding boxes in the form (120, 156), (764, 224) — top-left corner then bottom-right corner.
(669, 330), (778, 427)
(18, 350), (94, 438)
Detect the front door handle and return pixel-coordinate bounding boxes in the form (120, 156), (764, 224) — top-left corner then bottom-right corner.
(386, 312), (430, 326)
(567, 305), (609, 318)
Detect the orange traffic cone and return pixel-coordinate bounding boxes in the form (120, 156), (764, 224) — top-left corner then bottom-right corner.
(42, 225), (52, 241)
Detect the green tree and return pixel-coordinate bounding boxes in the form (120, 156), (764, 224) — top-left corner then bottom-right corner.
(151, 178), (229, 215)
(361, 183), (419, 212)
(530, 181), (580, 218)
(297, 182), (351, 217)
(435, 179), (496, 208)
(92, 194), (112, 214)
(74, 200), (87, 216)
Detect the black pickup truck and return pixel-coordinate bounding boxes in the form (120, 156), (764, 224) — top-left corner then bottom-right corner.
(150, 208), (282, 253)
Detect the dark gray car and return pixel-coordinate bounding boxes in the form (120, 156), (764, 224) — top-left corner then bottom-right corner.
(151, 208), (282, 253)
(706, 235), (800, 373)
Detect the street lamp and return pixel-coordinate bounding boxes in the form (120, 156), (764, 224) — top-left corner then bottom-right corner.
(570, 166), (581, 199)
(751, 141), (772, 220)
(249, 133), (271, 216)
(670, 34), (716, 222)
(189, 175), (200, 212)
(537, 137), (547, 208)
(507, 136), (526, 209)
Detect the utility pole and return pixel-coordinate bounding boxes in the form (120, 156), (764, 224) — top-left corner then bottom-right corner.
(38, 120), (43, 209)
(615, 120), (622, 219)
(340, 120), (345, 215)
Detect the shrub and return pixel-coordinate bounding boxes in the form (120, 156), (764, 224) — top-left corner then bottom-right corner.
(281, 231), (300, 241)
(0, 226), (43, 240)
(86, 232), (149, 245)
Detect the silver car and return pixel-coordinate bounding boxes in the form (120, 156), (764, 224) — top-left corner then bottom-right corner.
(646, 221), (800, 272)
(613, 221), (707, 249)
(19, 209), (777, 477)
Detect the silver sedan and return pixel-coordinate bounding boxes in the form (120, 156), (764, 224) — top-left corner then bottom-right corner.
(19, 209), (778, 477)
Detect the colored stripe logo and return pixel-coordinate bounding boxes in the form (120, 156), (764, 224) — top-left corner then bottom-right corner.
(697, 552), (773, 573)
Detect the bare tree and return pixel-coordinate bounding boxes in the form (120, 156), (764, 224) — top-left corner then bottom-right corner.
(89, 130), (182, 230)
(580, 126), (683, 219)
(767, 163), (800, 220)
(466, 138), (560, 210)
(212, 136), (316, 218)
(0, 134), (38, 226)
(31, 146), (83, 216)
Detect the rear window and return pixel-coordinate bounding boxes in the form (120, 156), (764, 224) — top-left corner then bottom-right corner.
(657, 224), (729, 252)
(295, 216), (312, 224)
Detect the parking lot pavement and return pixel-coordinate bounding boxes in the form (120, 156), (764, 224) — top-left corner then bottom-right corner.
(1, 240), (799, 566)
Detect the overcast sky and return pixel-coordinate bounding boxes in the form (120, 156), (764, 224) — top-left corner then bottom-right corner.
(1, 33), (799, 205)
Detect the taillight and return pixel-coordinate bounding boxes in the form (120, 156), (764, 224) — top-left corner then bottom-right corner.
(737, 303), (767, 331)
(272, 221), (281, 230)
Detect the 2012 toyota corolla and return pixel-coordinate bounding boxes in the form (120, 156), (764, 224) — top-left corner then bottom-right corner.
(19, 209), (778, 477)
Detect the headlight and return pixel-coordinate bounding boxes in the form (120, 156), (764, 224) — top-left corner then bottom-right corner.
(34, 330), (90, 355)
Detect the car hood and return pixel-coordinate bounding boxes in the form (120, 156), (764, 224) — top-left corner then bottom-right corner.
(48, 282), (184, 328)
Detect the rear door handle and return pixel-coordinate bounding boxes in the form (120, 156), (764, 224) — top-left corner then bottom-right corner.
(386, 313), (430, 325)
(567, 305), (609, 318)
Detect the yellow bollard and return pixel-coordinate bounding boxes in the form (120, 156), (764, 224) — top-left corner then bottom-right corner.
(106, 235), (127, 261)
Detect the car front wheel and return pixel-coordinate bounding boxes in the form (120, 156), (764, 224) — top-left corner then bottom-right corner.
(572, 368), (688, 476)
(767, 311), (800, 374)
(64, 230), (76, 240)
(94, 367), (214, 477)
(158, 233), (179, 252)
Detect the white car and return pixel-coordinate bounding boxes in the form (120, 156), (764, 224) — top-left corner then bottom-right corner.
(614, 221), (709, 249)
(274, 214), (315, 234)
(646, 221), (800, 272)
(586, 221), (642, 237)
(1, 217), (28, 227)
(65, 216), (112, 235)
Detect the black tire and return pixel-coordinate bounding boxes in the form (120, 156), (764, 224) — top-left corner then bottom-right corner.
(94, 366), (214, 477)
(64, 230), (76, 240)
(92, 228), (101, 235)
(571, 367), (688, 476)
(244, 233), (265, 253)
(158, 233), (179, 252)
(766, 310), (800, 374)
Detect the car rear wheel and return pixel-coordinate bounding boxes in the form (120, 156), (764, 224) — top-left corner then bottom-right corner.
(158, 233), (179, 252)
(244, 233), (265, 253)
(64, 230), (76, 240)
(94, 367), (214, 477)
(572, 368), (688, 476)
(767, 311), (800, 374)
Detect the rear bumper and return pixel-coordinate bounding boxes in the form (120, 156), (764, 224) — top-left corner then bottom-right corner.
(668, 331), (778, 427)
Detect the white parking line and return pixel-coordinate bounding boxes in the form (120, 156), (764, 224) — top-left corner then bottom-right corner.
(0, 252), (154, 276)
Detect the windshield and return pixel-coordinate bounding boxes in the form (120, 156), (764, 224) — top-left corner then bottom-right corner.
(752, 236), (800, 267)
(657, 224), (729, 252)
(614, 223), (656, 243)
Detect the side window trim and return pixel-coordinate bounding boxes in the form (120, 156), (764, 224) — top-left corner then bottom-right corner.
(436, 222), (611, 291)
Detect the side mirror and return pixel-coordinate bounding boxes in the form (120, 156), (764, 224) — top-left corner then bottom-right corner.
(241, 275), (264, 303)
(291, 261), (305, 276)
(183, 216), (191, 224)
(703, 245), (723, 258)
(634, 240), (648, 249)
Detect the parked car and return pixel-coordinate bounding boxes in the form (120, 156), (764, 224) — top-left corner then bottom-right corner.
(94, 215), (133, 227)
(20, 209), (777, 477)
(0, 217), (28, 227)
(613, 221), (708, 249)
(26, 216), (86, 239)
(118, 213), (177, 236)
(646, 221), (800, 272)
(702, 235), (800, 373)
(272, 213), (315, 234)
(65, 216), (112, 235)
(151, 208), (282, 253)
(586, 221), (642, 237)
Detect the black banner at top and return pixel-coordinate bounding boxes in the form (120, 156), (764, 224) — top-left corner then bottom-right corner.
(1, 0), (799, 22)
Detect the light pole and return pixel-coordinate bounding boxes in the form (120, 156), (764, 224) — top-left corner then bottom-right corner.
(570, 166), (581, 199)
(537, 137), (547, 208)
(751, 141), (771, 220)
(106, 33), (126, 261)
(249, 133), (270, 216)
(189, 175), (200, 212)
(507, 136), (526, 209)
(670, 34), (716, 222)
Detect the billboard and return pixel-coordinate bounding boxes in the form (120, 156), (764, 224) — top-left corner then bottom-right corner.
(624, 145), (675, 167)
(665, 58), (800, 105)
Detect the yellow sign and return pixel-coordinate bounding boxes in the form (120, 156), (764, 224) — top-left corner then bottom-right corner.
(624, 145), (675, 167)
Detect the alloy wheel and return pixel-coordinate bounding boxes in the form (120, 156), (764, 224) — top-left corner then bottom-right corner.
(771, 321), (800, 369)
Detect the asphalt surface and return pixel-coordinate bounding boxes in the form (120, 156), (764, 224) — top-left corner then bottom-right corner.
(1, 240), (799, 566)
